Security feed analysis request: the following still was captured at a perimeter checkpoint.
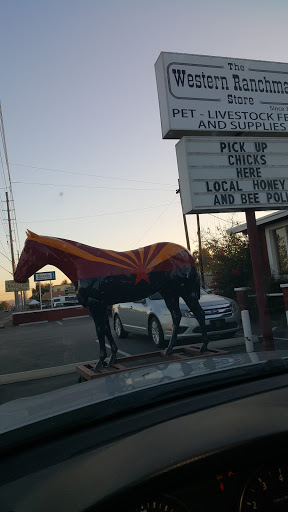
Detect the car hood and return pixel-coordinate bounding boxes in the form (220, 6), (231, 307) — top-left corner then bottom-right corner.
(1, 350), (288, 439)
(199, 293), (232, 306)
(179, 293), (232, 310)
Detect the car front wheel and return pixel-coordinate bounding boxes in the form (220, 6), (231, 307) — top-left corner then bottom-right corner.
(149, 316), (165, 347)
(114, 314), (127, 339)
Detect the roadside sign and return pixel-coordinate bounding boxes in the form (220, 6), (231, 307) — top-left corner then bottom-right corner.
(5, 280), (30, 292)
(176, 136), (288, 214)
(34, 271), (56, 282)
(155, 52), (288, 139)
(155, 52), (277, 352)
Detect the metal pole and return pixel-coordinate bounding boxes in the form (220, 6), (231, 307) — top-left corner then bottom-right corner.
(50, 280), (53, 309)
(234, 287), (254, 353)
(196, 214), (205, 289)
(183, 213), (191, 251)
(245, 210), (274, 351)
(177, 181), (191, 252)
(39, 282), (42, 311)
(6, 191), (18, 311)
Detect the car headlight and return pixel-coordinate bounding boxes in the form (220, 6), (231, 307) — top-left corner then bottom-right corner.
(182, 310), (195, 318)
(230, 300), (239, 313)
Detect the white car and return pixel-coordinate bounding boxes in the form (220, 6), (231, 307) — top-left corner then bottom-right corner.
(112, 289), (241, 347)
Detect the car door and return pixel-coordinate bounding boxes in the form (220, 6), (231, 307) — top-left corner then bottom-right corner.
(116, 302), (133, 328)
(123, 299), (149, 334)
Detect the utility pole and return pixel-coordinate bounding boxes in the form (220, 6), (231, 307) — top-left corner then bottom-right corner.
(182, 213), (191, 251)
(177, 182), (191, 251)
(196, 214), (205, 289)
(6, 192), (19, 311)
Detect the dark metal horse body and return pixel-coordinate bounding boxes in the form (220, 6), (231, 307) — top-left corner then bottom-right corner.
(14, 231), (209, 369)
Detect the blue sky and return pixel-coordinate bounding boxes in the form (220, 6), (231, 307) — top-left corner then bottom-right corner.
(1, 0), (287, 300)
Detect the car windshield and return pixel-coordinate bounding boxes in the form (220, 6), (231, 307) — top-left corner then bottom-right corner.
(1, 1), (288, 444)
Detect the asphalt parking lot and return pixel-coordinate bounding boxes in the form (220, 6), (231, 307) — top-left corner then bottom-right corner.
(1, 314), (288, 405)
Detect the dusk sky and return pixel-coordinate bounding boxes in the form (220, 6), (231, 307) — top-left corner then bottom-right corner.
(0, 0), (287, 301)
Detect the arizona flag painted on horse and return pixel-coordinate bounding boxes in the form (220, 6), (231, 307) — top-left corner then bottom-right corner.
(15, 230), (196, 288)
(15, 231), (208, 366)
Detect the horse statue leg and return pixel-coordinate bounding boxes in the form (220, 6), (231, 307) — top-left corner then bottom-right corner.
(182, 293), (209, 352)
(162, 295), (182, 356)
(87, 298), (118, 369)
(87, 298), (109, 370)
(104, 312), (118, 366)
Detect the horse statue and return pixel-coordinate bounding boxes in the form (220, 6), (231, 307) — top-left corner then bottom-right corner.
(14, 231), (209, 369)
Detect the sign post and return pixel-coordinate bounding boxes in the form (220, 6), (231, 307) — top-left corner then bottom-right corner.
(154, 51), (288, 351)
(39, 282), (42, 311)
(50, 280), (53, 309)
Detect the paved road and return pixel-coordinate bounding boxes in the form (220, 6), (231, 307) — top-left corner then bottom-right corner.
(0, 316), (164, 375)
(1, 316), (288, 405)
(0, 315), (246, 375)
(0, 310), (12, 327)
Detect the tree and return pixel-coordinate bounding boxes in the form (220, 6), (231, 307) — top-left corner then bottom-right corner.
(29, 284), (50, 301)
(199, 226), (254, 299)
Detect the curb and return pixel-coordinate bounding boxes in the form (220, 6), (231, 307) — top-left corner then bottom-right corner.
(0, 361), (93, 385)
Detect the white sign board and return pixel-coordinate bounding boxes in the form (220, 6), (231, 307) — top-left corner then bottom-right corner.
(155, 52), (288, 139)
(176, 136), (288, 213)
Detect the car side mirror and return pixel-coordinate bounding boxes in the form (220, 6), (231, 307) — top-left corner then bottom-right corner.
(134, 299), (146, 305)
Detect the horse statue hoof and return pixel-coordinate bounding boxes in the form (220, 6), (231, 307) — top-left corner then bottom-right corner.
(199, 343), (208, 353)
(108, 353), (118, 367)
(94, 359), (107, 371)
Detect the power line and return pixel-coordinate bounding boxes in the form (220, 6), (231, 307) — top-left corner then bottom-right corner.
(208, 213), (233, 224)
(0, 104), (21, 259)
(9, 162), (176, 187)
(0, 236), (9, 258)
(0, 263), (12, 275)
(12, 181), (175, 192)
(0, 250), (11, 261)
(134, 195), (179, 247)
(18, 203), (173, 223)
(0, 193), (9, 237)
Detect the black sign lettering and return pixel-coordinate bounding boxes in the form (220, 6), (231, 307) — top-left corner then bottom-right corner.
(228, 154), (266, 166)
(236, 167), (262, 178)
(267, 191), (288, 203)
(214, 194), (235, 205)
(253, 179), (285, 191)
(240, 193), (260, 204)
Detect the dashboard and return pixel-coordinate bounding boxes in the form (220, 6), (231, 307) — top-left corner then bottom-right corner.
(93, 442), (288, 512)
(1, 373), (288, 511)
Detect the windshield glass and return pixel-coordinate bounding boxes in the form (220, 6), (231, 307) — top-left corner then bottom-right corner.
(1, 1), (288, 430)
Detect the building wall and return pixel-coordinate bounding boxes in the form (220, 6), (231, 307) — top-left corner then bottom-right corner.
(265, 218), (288, 277)
(53, 284), (70, 292)
(258, 226), (271, 274)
